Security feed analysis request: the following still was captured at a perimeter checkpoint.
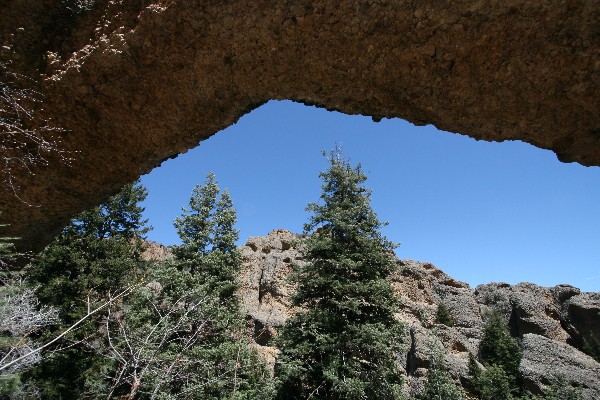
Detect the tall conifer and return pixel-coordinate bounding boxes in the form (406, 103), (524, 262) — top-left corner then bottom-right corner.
(25, 181), (150, 399)
(275, 150), (405, 399)
(99, 173), (271, 399)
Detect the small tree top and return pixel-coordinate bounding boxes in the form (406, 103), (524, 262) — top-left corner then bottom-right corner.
(479, 310), (522, 382)
(173, 172), (239, 259)
(435, 302), (454, 327)
(64, 181), (150, 240)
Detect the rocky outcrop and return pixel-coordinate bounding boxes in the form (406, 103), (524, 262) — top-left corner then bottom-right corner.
(475, 282), (600, 351)
(1, 0), (600, 252)
(238, 230), (304, 362)
(561, 292), (600, 347)
(520, 334), (600, 398)
(238, 230), (600, 398)
(475, 282), (572, 342)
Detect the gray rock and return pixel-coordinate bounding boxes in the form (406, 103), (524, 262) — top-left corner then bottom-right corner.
(562, 292), (600, 347)
(520, 333), (600, 399)
(475, 282), (571, 342)
(239, 230), (303, 330)
(235, 231), (600, 396)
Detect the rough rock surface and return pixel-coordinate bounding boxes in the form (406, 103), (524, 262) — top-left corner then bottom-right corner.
(1, 0), (599, 252)
(475, 282), (600, 349)
(239, 230), (303, 330)
(561, 292), (600, 347)
(520, 334), (600, 398)
(475, 282), (572, 342)
(238, 230), (600, 398)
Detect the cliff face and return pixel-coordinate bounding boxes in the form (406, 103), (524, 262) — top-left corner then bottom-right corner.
(238, 230), (600, 398)
(1, 0), (599, 252)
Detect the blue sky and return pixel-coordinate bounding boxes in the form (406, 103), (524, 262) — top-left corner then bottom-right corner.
(140, 100), (600, 292)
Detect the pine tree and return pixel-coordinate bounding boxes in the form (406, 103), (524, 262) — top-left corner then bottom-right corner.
(466, 310), (523, 400)
(465, 352), (483, 395)
(435, 302), (454, 327)
(478, 365), (513, 400)
(24, 181), (151, 399)
(98, 173), (271, 399)
(479, 310), (522, 385)
(275, 150), (405, 400)
(417, 349), (464, 400)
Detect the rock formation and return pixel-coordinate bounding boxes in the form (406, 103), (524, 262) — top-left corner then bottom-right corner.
(238, 230), (600, 398)
(1, 0), (599, 251)
(520, 334), (600, 399)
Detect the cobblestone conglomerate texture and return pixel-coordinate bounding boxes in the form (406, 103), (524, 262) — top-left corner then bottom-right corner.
(1, 0), (599, 250)
(238, 230), (600, 398)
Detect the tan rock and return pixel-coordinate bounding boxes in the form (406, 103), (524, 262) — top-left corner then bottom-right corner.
(1, 0), (599, 251)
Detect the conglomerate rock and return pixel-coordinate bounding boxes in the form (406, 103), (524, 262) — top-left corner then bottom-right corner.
(238, 229), (304, 352)
(1, 0), (599, 252)
(475, 282), (572, 342)
(561, 292), (600, 348)
(520, 333), (600, 398)
(237, 230), (600, 398)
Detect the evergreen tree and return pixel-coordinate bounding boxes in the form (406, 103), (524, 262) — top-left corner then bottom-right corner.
(435, 302), (454, 327)
(275, 150), (405, 400)
(417, 349), (464, 400)
(465, 352), (483, 395)
(477, 365), (513, 400)
(24, 181), (151, 399)
(479, 310), (522, 385)
(173, 173), (240, 299)
(466, 311), (523, 399)
(27, 181), (149, 321)
(541, 374), (583, 400)
(97, 173), (271, 399)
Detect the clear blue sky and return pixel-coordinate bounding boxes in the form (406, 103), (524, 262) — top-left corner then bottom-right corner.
(140, 100), (600, 292)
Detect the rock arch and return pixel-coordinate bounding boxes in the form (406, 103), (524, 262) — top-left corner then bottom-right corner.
(1, 0), (599, 251)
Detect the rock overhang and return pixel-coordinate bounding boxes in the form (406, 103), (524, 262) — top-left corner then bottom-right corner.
(0, 0), (598, 252)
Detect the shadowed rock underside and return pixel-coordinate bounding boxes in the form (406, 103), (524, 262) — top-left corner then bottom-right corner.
(1, 0), (599, 250)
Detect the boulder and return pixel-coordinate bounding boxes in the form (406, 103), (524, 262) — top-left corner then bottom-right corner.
(520, 333), (600, 399)
(562, 292), (600, 347)
(475, 282), (571, 342)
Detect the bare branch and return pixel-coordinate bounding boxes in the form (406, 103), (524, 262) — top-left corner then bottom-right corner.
(0, 61), (74, 203)
(0, 284), (136, 373)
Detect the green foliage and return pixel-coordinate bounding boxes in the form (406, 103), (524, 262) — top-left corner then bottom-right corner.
(24, 181), (151, 398)
(95, 261), (272, 399)
(477, 365), (513, 400)
(91, 173), (272, 399)
(61, 181), (150, 240)
(275, 150), (405, 399)
(540, 374), (583, 400)
(28, 181), (149, 322)
(465, 352), (482, 395)
(467, 354), (521, 400)
(435, 302), (454, 327)
(23, 176), (272, 399)
(173, 173), (240, 299)
(479, 310), (522, 385)
(174, 172), (237, 257)
(417, 349), (464, 400)
(466, 310), (524, 400)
